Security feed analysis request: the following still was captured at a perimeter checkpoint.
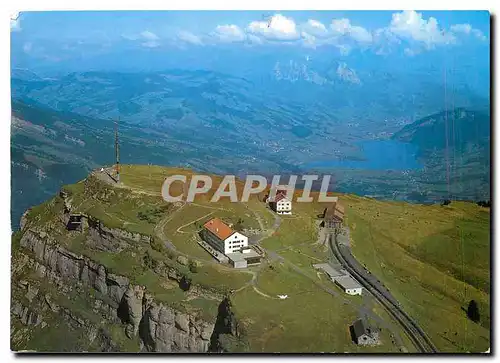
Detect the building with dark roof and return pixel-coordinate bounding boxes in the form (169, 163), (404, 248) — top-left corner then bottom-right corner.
(267, 185), (292, 215)
(351, 319), (380, 346)
(323, 201), (345, 229)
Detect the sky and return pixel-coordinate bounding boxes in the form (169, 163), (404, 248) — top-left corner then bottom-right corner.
(10, 10), (490, 78)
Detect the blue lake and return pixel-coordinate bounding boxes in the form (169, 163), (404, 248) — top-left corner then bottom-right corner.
(306, 140), (423, 171)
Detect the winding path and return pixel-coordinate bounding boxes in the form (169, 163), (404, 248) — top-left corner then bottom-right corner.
(176, 211), (214, 234)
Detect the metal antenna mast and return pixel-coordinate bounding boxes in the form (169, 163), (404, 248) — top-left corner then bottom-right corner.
(114, 117), (120, 183)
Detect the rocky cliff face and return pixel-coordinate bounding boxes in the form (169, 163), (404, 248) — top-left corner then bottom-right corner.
(209, 298), (247, 352)
(13, 228), (215, 352)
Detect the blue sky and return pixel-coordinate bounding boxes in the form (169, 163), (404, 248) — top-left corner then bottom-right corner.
(10, 10), (490, 75)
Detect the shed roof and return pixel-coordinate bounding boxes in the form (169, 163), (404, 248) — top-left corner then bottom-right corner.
(203, 218), (235, 240)
(275, 194), (290, 203)
(313, 263), (344, 278)
(335, 275), (361, 290)
(352, 319), (368, 339)
(324, 201), (345, 221)
(226, 249), (261, 262)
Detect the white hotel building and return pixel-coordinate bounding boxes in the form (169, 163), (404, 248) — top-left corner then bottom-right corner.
(202, 218), (249, 255)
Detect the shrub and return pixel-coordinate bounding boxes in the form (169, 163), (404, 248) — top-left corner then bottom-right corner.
(143, 251), (158, 270)
(166, 250), (176, 260)
(179, 275), (192, 291)
(441, 199), (451, 206)
(189, 260), (199, 273)
(477, 200), (491, 208)
(234, 218), (245, 232)
(177, 255), (189, 266)
(150, 236), (165, 253)
(467, 300), (480, 323)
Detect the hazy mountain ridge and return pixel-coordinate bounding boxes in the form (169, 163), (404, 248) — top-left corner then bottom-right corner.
(10, 68), (490, 228)
(392, 108), (490, 154)
(390, 108), (490, 201)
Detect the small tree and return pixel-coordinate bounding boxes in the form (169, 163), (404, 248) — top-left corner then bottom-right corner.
(179, 275), (192, 291)
(467, 300), (480, 323)
(234, 218), (244, 232)
(143, 251), (153, 270)
(150, 236), (165, 253)
(477, 200), (491, 208)
(189, 260), (199, 273)
(143, 251), (159, 271)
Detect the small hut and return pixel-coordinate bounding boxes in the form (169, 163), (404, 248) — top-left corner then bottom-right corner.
(350, 319), (380, 346)
(323, 201), (345, 229)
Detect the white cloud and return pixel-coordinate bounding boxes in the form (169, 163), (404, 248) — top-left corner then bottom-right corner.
(247, 14), (299, 41)
(450, 23), (472, 34)
(175, 11), (486, 55)
(213, 24), (246, 42)
(301, 19), (328, 38)
(388, 10), (455, 48)
(22, 42), (32, 53)
(350, 25), (373, 43)
(472, 29), (487, 41)
(372, 27), (402, 55)
(139, 30), (160, 47)
(142, 40), (160, 48)
(11, 12), (21, 32)
(177, 30), (203, 45)
(451, 23), (487, 41)
(331, 18), (373, 43)
(122, 31), (161, 47)
(301, 32), (318, 48)
(141, 30), (159, 41)
(331, 18), (351, 35)
(121, 34), (139, 41)
(403, 47), (419, 56)
(247, 34), (263, 45)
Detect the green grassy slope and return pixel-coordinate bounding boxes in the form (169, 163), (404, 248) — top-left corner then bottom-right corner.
(14, 165), (490, 353)
(342, 196), (490, 352)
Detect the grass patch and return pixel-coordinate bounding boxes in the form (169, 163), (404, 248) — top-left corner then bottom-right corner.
(232, 261), (398, 353)
(183, 297), (220, 322)
(342, 196), (490, 352)
(261, 215), (317, 251)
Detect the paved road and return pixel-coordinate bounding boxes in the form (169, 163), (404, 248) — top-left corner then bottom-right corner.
(249, 206), (282, 245)
(328, 232), (437, 353)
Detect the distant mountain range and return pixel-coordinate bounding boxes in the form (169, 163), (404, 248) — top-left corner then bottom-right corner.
(10, 68), (490, 228)
(391, 108), (490, 201)
(272, 60), (361, 85)
(393, 108), (490, 155)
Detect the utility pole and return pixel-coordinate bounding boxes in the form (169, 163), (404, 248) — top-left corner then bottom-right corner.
(114, 117), (120, 183)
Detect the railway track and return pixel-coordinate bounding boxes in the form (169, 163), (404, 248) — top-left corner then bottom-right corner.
(328, 233), (438, 353)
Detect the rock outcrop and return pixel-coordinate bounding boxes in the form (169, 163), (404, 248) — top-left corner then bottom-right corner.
(15, 229), (214, 352)
(11, 182), (244, 353)
(139, 301), (212, 352)
(209, 298), (248, 352)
